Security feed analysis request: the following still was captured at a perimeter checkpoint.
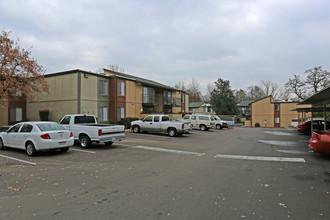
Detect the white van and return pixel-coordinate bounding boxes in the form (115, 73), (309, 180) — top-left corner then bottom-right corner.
(183, 114), (215, 131)
(291, 118), (298, 128)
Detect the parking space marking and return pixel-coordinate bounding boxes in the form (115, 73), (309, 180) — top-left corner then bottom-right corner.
(70, 148), (96, 154)
(0, 154), (36, 165)
(133, 145), (205, 157)
(214, 154), (305, 163)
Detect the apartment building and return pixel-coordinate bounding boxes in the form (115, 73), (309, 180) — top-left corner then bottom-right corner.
(27, 69), (110, 123)
(24, 69), (188, 124)
(104, 69), (189, 123)
(245, 96), (311, 127)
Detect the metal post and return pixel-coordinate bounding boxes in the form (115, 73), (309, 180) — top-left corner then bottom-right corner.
(324, 105), (327, 131)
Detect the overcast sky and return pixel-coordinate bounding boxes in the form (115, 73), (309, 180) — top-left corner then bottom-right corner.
(1, 0), (330, 94)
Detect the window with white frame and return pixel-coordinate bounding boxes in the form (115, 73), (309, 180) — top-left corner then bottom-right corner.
(117, 81), (125, 96)
(99, 80), (108, 95)
(117, 107), (125, 121)
(274, 104), (280, 111)
(275, 117), (280, 124)
(9, 107), (22, 122)
(98, 107), (108, 122)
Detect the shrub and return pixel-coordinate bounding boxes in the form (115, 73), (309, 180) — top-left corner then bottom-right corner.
(255, 122), (260, 127)
(39, 110), (49, 121)
(118, 117), (139, 129)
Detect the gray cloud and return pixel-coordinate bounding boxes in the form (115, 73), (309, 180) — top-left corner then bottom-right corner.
(1, 0), (330, 94)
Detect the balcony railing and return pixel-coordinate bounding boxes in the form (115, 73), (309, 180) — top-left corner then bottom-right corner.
(142, 94), (182, 107)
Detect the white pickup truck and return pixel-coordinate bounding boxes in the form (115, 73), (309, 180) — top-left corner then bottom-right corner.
(131, 115), (191, 137)
(59, 114), (126, 148)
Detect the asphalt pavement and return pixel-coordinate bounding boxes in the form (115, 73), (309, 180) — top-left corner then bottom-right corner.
(0, 127), (329, 219)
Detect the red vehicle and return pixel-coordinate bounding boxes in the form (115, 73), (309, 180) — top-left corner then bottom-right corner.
(309, 130), (330, 154)
(297, 120), (330, 135)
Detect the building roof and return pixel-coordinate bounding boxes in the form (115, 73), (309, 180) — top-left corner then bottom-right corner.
(103, 69), (183, 92)
(189, 102), (204, 108)
(237, 100), (254, 107)
(299, 86), (330, 106)
(45, 69), (108, 78)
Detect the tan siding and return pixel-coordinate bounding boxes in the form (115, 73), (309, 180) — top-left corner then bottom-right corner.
(251, 97), (274, 127)
(27, 73), (79, 121)
(0, 101), (8, 126)
(125, 80), (143, 118)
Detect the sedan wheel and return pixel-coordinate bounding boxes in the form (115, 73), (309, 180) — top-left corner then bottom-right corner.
(0, 138), (5, 150)
(26, 142), (37, 156)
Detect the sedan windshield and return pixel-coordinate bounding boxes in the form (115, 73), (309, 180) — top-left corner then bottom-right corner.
(37, 123), (65, 131)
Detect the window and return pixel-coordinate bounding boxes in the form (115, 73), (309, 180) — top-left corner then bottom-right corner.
(143, 87), (154, 103)
(8, 124), (22, 133)
(98, 107), (108, 122)
(20, 124), (33, 133)
(99, 80), (108, 95)
(37, 123), (65, 131)
(162, 116), (170, 121)
(154, 116), (160, 122)
(144, 116), (153, 122)
(191, 116), (197, 120)
(275, 117), (280, 124)
(60, 116), (71, 125)
(163, 91), (172, 104)
(117, 107), (125, 121)
(9, 108), (22, 122)
(181, 94), (185, 104)
(274, 104), (280, 111)
(74, 116), (96, 124)
(199, 116), (210, 121)
(183, 115), (190, 120)
(118, 81), (125, 96)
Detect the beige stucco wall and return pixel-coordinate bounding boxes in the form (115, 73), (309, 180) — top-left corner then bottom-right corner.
(125, 80), (143, 118)
(80, 74), (98, 116)
(0, 101), (8, 126)
(251, 97), (274, 127)
(280, 103), (311, 127)
(27, 73), (79, 121)
(185, 94), (189, 113)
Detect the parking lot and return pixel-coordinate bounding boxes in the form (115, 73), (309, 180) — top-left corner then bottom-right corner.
(1, 127), (330, 219)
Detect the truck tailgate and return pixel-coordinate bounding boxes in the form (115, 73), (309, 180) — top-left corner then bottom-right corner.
(100, 125), (125, 135)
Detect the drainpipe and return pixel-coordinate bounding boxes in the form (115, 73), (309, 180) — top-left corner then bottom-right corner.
(324, 105), (327, 131)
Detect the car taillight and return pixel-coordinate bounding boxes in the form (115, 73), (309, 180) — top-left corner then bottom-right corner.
(182, 124), (184, 129)
(40, 134), (51, 139)
(70, 132), (73, 137)
(98, 129), (102, 136)
(315, 134), (321, 139)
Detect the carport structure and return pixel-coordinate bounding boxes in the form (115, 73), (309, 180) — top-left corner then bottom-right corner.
(298, 86), (330, 132)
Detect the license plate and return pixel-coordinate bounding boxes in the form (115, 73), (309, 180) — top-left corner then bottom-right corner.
(59, 141), (66, 145)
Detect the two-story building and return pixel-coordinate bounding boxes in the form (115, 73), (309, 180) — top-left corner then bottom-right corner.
(104, 69), (189, 123)
(245, 96), (311, 128)
(26, 69), (189, 124)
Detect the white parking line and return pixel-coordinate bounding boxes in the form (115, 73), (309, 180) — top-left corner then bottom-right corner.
(214, 154), (305, 163)
(0, 154), (36, 165)
(70, 148), (96, 154)
(133, 145), (205, 157)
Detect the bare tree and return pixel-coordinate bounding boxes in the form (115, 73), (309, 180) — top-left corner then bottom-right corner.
(107, 64), (125, 73)
(285, 75), (306, 100)
(285, 66), (330, 100)
(173, 81), (186, 91)
(247, 85), (265, 100)
(260, 80), (286, 100)
(305, 66), (330, 93)
(187, 78), (202, 102)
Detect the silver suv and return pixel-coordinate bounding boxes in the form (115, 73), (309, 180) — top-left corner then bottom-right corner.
(183, 114), (215, 131)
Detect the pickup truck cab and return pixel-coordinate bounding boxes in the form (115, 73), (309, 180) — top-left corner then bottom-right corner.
(59, 114), (126, 148)
(131, 115), (191, 137)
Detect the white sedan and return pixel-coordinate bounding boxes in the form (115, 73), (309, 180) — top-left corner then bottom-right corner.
(0, 122), (74, 156)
